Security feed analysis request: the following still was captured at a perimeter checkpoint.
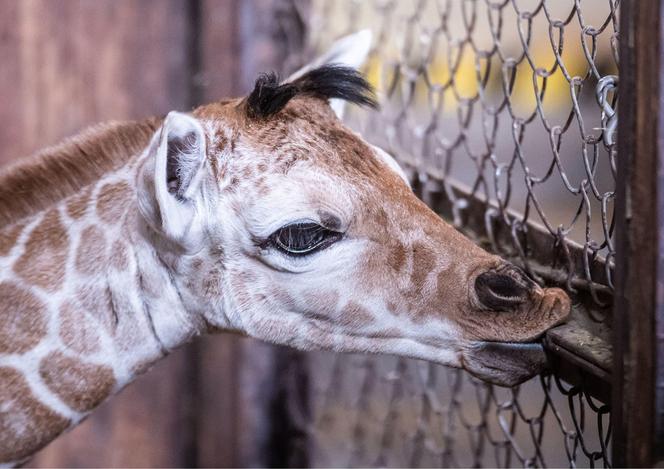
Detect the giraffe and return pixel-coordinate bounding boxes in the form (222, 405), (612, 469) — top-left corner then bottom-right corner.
(0, 35), (571, 466)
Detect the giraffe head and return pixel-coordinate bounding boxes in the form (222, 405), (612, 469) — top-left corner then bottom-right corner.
(136, 70), (570, 388)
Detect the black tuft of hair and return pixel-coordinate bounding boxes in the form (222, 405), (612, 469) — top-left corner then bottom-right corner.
(245, 64), (378, 118)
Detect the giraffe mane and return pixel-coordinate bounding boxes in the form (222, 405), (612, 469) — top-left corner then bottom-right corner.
(0, 117), (162, 225)
(245, 64), (378, 118)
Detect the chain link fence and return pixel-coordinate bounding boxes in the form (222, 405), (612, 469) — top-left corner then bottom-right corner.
(279, 0), (619, 466)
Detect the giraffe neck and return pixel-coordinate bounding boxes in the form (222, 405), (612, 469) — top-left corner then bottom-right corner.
(0, 153), (205, 465)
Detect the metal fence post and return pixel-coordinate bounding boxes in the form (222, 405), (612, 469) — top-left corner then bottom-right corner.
(613, 0), (664, 465)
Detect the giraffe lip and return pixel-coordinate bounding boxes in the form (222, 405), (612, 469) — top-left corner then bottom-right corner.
(463, 341), (547, 387)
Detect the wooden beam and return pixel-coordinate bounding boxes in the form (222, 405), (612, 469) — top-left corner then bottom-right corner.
(613, 0), (664, 465)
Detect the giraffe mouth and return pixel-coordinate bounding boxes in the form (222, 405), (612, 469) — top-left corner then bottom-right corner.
(462, 340), (547, 387)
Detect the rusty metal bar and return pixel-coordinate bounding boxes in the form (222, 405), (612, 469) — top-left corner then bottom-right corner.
(612, 0), (664, 465)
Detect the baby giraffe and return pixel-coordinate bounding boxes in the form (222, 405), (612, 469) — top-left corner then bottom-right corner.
(0, 46), (570, 465)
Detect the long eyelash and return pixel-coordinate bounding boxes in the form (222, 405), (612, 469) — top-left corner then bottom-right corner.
(271, 222), (341, 255)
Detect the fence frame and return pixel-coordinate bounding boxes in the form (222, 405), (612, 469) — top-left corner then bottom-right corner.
(613, 0), (664, 465)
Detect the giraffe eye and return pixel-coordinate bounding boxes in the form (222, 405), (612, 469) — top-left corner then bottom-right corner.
(270, 222), (342, 256)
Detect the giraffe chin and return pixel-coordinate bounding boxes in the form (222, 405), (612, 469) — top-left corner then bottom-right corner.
(462, 341), (548, 387)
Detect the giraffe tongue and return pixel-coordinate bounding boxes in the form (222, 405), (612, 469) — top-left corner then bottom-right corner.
(463, 341), (547, 387)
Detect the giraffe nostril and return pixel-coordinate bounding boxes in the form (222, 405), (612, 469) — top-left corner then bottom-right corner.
(475, 268), (531, 311)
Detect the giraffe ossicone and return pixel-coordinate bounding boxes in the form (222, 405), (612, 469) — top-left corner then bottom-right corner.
(0, 31), (570, 465)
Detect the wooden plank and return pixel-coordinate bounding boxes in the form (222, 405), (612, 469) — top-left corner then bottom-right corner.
(613, 0), (664, 465)
(0, 0), (193, 165)
(0, 1), (198, 466)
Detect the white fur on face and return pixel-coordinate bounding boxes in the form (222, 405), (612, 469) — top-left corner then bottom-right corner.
(182, 150), (467, 368)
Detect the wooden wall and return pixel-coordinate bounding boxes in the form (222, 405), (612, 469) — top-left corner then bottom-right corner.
(0, 0), (306, 466)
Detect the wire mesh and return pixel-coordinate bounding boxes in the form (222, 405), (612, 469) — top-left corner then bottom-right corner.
(293, 352), (611, 468)
(280, 0), (619, 467)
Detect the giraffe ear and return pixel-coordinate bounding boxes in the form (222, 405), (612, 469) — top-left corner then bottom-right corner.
(139, 111), (207, 249)
(285, 29), (372, 119)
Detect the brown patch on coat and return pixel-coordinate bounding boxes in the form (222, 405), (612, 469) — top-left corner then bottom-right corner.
(110, 240), (130, 271)
(409, 243), (437, 293)
(0, 222), (25, 257)
(241, 165), (254, 180)
(302, 290), (339, 316)
(387, 242), (407, 273)
(96, 181), (132, 224)
(0, 118), (160, 225)
(208, 133), (228, 181)
(110, 289), (148, 350)
(75, 226), (107, 276)
(270, 287), (297, 309)
(191, 258), (204, 271)
(253, 316), (298, 346)
(59, 301), (101, 355)
(224, 176), (239, 193)
(337, 301), (374, 328)
(0, 282), (48, 354)
(65, 185), (93, 220)
(379, 327), (403, 338)
(0, 367), (70, 463)
(392, 252), (471, 324)
(200, 265), (224, 299)
(14, 209), (69, 291)
(39, 351), (116, 413)
(78, 283), (143, 349)
(76, 286), (115, 333)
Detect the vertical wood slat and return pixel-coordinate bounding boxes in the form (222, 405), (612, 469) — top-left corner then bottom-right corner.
(656, 2), (664, 459)
(613, 0), (664, 465)
(0, 1), (198, 466)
